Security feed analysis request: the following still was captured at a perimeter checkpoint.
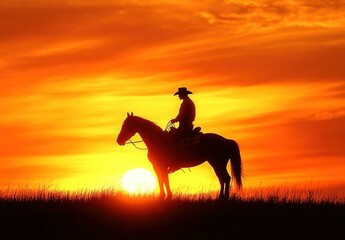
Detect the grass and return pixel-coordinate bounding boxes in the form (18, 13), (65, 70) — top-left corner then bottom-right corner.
(0, 187), (344, 240)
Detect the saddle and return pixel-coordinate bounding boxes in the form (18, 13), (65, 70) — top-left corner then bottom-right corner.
(165, 127), (202, 173)
(174, 127), (202, 147)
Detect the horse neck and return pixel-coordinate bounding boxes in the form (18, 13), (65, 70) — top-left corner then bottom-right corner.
(134, 117), (163, 147)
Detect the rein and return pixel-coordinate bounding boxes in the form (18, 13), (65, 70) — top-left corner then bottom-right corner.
(126, 138), (147, 150)
(165, 120), (175, 132)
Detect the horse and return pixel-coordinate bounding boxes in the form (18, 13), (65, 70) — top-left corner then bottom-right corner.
(116, 112), (243, 200)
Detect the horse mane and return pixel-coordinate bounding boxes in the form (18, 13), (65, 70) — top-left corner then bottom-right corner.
(132, 116), (164, 133)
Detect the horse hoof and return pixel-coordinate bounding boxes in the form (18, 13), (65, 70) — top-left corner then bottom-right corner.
(158, 195), (165, 201)
(217, 195), (228, 202)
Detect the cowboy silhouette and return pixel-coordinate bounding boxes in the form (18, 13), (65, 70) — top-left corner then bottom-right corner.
(170, 87), (196, 140)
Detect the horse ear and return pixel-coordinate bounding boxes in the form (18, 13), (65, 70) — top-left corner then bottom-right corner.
(131, 112), (133, 116)
(127, 112), (130, 117)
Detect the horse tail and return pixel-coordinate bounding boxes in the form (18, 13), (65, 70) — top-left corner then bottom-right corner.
(228, 139), (243, 190)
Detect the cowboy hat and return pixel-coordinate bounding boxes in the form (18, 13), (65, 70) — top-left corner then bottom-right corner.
(174, 87), (193, 96)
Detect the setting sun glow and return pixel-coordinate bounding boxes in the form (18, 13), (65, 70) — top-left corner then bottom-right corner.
(121, 168), (156, 194)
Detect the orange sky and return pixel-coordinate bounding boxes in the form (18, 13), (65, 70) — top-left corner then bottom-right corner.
(1, 0), (345, 194)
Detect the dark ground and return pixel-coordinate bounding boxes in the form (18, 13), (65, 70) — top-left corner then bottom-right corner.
(0, 195), (344, 240)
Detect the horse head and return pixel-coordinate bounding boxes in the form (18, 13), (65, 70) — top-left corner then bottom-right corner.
(117, 112), (136, 145)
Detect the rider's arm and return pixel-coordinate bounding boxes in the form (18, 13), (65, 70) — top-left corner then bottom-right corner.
(171, 102), (185, 123)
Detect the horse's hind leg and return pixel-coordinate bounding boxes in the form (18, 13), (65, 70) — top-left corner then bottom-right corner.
(223, 170), (231, 199)
(218, 177), (225, 200)
(213, 163), (231, 200)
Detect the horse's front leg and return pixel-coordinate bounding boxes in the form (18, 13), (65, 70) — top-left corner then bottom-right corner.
(158, 178), (165, 200)
(162, 172), (172, 200)
(153, 165), (165, 200)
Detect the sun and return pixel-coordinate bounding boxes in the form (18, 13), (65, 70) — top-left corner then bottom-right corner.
(121, 168), (156, 194)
